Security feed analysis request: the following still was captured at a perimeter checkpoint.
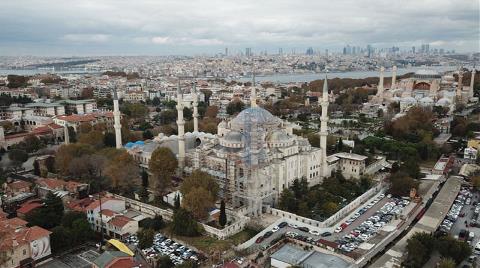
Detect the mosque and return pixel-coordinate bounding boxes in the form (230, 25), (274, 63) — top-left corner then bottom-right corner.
(121, 76), (361, 217)
(371, 66), (477, 113)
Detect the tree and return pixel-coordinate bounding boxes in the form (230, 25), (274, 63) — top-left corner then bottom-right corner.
(180, 170), (219, 200)
(55, 143), (94, 175)
(156, 256), (174, 268)
(278, 189), (297, 212)
(23, 135), (45, 153)
(138, 186), (150, 203)
(104, 151), (140, 194)
(8, 149), (28, 166)
(204, 106), (219, 118)
(27, 192), (64, 229)
(436, 236), (471, 264)
(219, 200), (227, 227)
(388, 171), (417, 197)
(78, 130), (104, 149)
(138, 228), (155, 249)
(33, 160), (40, 176)
(103, 132), (116, 147)
(472, 176), (480, 190)
(50, 226), (71, 253)
(143, 129), (154, 140)
(61, 211), (86, 228)
(174, 193), (180, 209)
(152, 97), (161, 106)
(182, 187), (215, 220)
(404, 232), (435, 268)
(139, 215), (164, 231)
(172, 208), (202, 237)
(149, 147), (178, 196)
(226, 100), (245, 115)
(437, 258), (455, 268)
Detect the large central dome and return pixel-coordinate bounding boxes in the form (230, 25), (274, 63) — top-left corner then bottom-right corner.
(230, 107), (281, 130)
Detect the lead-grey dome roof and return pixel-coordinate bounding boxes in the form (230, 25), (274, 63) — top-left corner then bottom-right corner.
(230, 107), (280, 130)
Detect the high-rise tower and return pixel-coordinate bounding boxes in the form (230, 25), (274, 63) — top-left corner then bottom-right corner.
(113, 89), (122, 149)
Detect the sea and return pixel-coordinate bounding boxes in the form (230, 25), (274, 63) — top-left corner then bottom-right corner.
(0, 65), (460, 83)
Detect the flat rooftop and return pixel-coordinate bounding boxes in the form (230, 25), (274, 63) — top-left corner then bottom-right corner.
(271, 244), (350, 268)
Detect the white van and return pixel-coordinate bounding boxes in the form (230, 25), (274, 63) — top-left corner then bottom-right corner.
(474, 242), (480, 255)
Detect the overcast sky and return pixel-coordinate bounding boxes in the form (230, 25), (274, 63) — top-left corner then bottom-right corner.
(0, 0), (478, 56)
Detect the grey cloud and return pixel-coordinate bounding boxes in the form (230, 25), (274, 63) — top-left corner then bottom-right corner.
(0, 0), (478, 55)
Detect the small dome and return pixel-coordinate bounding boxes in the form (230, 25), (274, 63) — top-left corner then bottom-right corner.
(436, 98), (451, 106)
(419, 97), (434, 103)
(401, 97), (417, 104)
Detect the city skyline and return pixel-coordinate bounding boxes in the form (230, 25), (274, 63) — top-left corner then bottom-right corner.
(0, 0), (479, 56)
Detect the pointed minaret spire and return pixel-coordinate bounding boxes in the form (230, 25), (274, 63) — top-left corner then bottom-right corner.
(113, 88), (122, 149)
(250, 68), (257, 107)
(176, 79), (186, 170)
(192, 79), (199, 132)
(320, 71), (329, 178)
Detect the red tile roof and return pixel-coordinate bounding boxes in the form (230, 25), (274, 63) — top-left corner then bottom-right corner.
(6, 180), (32, 191)
(101, 209), (117, 217)
(109, 258), (135, 268)
(35, 178), (86, 192)
(17, 200), (43, 215)
(109, 215), (132, 228)
(85, 197), (120, 211)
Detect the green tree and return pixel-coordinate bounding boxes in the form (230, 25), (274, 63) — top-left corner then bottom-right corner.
(180, 170), (219, 200)
(78, 130), (105, 149)
(139, 215), (164, 231)
(149, 147), (178, 196)
(138, 228), (155, 249)
(436, 236), (471, 264)
(50, 226), (71, 253)
(104, 151), (140, 194)
(278, 189), (297, 212)
(172, 208), (202, 237)
(182, 187), (215, 220)
(174, 193), (180, 209)
(404, 232), (434, 268)
(155, 255), (174, 268)
(33, 160), (40, 176)
(388, 171), (417, 197)
(437, 258), (456, 268)
(226, 100), (245, 115)
(103, 132), (116, 147)
(8, 149), (28, 166)
(219, 200), (227, 227)
(61, 211), (86, 228)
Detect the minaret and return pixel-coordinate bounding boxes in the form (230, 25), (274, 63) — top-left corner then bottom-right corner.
(64, 124), (69, 145)
(250, 71), (257, 107)
(469, 68), (476, 99)
(391, 66), (397, 89)
(113, 89), (122, 149)
(176, 80), (186, 170)
(320, 74), (329, 177)
(192, 81), (199, 132)
(378, 66), (385, 96)
(457, 68), (464, 103)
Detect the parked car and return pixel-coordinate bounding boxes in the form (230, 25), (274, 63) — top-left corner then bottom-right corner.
(278, 222), (288, 228)
(321, 232), (332, 237)
(255, 236), (264, 243)
(298, 226), (309, 233)
(263, 231), (273, 238)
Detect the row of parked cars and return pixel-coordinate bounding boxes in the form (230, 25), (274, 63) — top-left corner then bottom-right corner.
(439, 187), (472, 232)
(256, 221), (333, 244)
(334, 193), (389, 234)
(336, 197), (409, 253)
(125, 234), (199, 266)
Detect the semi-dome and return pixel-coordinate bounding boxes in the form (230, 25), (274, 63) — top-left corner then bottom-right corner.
(224, 131), (244, 142)
(414, 69), (441, 79)
(268, 130), (290, 142)
(230, 107), (280, 130)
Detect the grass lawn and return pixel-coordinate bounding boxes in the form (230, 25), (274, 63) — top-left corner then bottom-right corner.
(162, 225), (260, 253)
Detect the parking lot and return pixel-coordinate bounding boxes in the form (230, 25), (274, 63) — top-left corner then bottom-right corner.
(125, 233), (200, 266)
(439, 185), (480, 267)
(333, 195), (410, 254)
